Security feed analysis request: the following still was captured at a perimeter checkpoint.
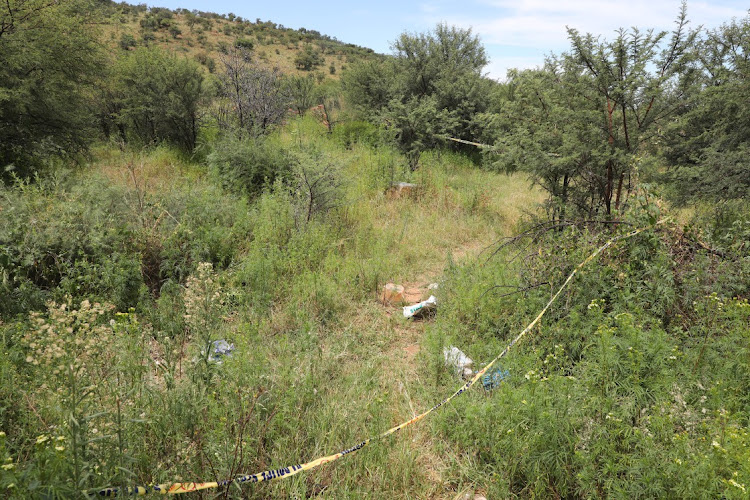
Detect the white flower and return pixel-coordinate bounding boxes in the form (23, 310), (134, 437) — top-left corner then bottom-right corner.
(728, 479), (746, 492)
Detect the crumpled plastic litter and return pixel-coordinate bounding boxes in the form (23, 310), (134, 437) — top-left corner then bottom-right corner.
(403, 295), (437, 319)
(206, 339), (235, 364)
(481, 366), (510, 390)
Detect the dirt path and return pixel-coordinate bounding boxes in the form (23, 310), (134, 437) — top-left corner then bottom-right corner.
(374, 239), (489, 499)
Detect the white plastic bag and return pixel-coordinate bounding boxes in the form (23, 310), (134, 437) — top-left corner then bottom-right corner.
(403, 295), (437, 319)
(443, 346), (474, 379)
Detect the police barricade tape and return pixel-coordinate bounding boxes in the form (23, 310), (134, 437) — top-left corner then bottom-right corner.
(94, 224), (656, 497)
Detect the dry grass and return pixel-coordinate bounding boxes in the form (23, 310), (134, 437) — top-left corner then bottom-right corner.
(101, 11), (378, 80)
(76, 116), (544, 498)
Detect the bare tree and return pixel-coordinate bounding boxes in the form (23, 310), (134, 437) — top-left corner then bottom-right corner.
(216, 48), (290, 136)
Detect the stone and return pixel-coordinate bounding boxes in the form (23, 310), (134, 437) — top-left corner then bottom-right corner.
(382, 283), (405, 305)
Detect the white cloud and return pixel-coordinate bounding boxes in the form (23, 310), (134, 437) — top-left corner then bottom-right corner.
(484, 57), (545, 81)
(467, 0), (747, 49)
(423, 0), (748, 77)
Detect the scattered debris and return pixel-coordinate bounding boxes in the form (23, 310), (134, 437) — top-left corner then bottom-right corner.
(403, 295), (437, 319)
(382, 283), (405, 305)
(386, 182), (420, 199)
(427, 282), (439, 290)
(206, 340), (235, 364)
(481, 366), (510, 390)
(443, 346), (473, 379)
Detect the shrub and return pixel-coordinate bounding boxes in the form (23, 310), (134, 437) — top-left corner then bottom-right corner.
(110, 47), (204, 151)
(207, 135), (296, 199)
(234, 37), (254, 51)
(333, 120), (380, 148)
(119, 33), (136, 50)
(0, 175), (146, 317)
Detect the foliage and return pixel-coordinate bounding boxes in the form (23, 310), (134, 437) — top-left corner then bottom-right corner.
(432, 204), (750, 498)
(119, 33), (136, 50)
(662, 14), (750, 203)
(0, 174), (146, 317)
(0, 148), (252, 319)
(207, 134), (296, 198)
(286, 74), (317, 115)
(234, 37), (254, 51)
(294, 44), (324, 71)
(495, 5), (696, 219)
(0, 0), (102, 180)
(216, 48), (291, 137)
(3, 3), (750, 498)
(344, 23), (499, 168)
(106, 47), (204, 151)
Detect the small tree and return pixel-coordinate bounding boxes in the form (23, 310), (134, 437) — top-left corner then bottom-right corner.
(343, 23), (494, 169)
(294, 44), (324, 71)
(216, 48), (290, 136)
(286, 74), (316, 115)
(184, 12), (197, 32)
(110, 47), (204, 151)
(119, 33), (137, 50)
(0, 0), (102, 179)
(234, 37), (254, 51)
(497, 4), (697, 218)
(663, 14), (750, 202)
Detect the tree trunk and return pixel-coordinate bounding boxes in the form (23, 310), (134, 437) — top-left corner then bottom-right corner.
(614, 171), (625, 212)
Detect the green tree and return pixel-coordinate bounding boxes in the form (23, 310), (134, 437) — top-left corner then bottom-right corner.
(344, 24), (496, 169)
(495, 65), (598, 221)
(168, 24), (182, 39)
(119, 33), (137, 50)
(0, 0), (102, 179)
(286, 74), (317, 115)
(294, 44), (324, 71)
(184, 11), (197, 32)
(234, 37), (254, 51)
(663, 14), (750, 202)
(497, 5), (696, 218)
(109, 47), (204, 151)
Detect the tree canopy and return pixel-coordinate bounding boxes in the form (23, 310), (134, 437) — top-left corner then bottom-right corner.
(344, 23), (499, 169)
(496, 5), (697, 219)
(0, 0), (102, 179)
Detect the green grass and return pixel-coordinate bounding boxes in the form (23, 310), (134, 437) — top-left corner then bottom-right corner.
(5, 113), (748, 499)
(0, 114), (542, 498)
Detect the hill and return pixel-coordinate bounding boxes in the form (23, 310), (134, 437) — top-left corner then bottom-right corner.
(98, 2), (384, 79)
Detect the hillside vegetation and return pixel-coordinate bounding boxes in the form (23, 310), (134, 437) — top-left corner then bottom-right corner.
(1, 1), (749, 498)
(101, 2), (381, 78)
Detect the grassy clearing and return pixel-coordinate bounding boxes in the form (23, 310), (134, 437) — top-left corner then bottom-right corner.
(4, 114), (749, 499)
(0, 114), (542, 498)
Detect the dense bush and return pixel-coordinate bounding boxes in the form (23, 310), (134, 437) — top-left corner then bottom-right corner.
(207, 135), (296, 198)
(0, 0), (102, 180)
(106, 47), (204, 151)
(333, 120), (381, 149)
(0, 175), (144, 316)
(429, 201), (750, 498)
(0, 149), (253, 319)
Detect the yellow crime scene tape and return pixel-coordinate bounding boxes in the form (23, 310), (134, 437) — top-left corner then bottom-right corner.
(94, 223), (660, 497)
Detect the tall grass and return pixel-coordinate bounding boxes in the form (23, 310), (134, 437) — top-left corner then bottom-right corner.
(0, 115), (544, 498)
(7, 113), (746, 499)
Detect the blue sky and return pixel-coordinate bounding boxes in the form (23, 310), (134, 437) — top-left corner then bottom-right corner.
(148, 0), (749, 80)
